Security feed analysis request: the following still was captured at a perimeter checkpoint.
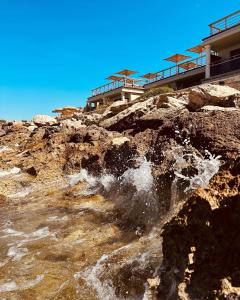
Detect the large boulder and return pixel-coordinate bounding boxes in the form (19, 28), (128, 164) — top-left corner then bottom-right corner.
(188, 84), (240, 110)
(0, 129), (6, 137)
(99, 97), (156, 131)
(101, 100), (130, 120)
(60, 119), (85, 130)
(73, 112), (101, 126)
(33, 114), (57, 125)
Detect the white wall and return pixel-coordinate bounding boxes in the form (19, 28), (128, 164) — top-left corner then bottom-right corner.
(218, 43), (240, 59)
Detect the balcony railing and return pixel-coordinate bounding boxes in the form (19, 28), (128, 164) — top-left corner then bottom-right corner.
(209, 10), (240, 35)
(147, 55), (206, 84)
(92, 80), (142, 96)
(211, 54), (240, 77)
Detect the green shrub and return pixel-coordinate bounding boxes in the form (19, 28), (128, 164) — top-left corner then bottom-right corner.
(138, 86), (174, 101)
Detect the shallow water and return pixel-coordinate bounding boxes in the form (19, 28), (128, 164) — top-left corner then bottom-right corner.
(0, 149), (221, 299)
(0, 170), (162, 300)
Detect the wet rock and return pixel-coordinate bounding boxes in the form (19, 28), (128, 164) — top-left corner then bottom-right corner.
(104, 143), (138, 177)
(157, 157), (240, 300)
(0, 194), (7, 204)
(175, 111), (240, 159)
(25, 166), (38, 176)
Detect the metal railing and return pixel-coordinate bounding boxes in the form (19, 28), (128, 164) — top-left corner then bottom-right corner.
(147, 55), (206, 84)
(209, 10), (240, 35)
(211, 54), (240, 77)
(92, 79), (142, 96)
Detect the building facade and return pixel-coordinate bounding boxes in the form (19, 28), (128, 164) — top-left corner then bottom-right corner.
(87, 11), (240, 110)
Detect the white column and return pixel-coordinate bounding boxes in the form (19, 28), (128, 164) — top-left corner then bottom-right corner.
(129, 93), (133, 102)
(121, 92), (126, 102)
(205, 45), (211, 79)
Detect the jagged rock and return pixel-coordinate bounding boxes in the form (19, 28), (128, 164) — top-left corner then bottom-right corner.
(0, 129), (6, 137)
(25, 166), (38, 176)
(33, 114), (57, 125)
(73, 112), (101, 126)
(99, 97), (156, 131)
(175, 111), (240, 159)
(188, 84), (240, 110)
(102, 100), (130, 120)
(111, 136), (130, 146)
(155, 95), (188, 110)
(157, 160), (240, 300)
(60, 119), (85, 129)
(200, 105), (239, 112)
(27, 125), (38, 132)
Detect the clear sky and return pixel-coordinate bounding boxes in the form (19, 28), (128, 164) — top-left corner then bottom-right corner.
(0, 0), (239, 120)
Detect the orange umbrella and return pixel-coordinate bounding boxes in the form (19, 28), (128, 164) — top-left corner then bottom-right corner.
(140, 73), (156, 79)
(178, 61), (200, 70)
(106, 75), (124, 81)
(187, 45), (205, 54)
(117, 69), (137, 76)
(164, 54), (191, 63)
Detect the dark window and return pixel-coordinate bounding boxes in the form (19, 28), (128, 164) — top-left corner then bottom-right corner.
(230, 48), (240, 58)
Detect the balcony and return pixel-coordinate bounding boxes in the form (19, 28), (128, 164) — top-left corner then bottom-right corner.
(211, 54), (240, 77)
(92, 79), (142, 97)
(209, 10), (240, 35)
(146, 55), (206, 84)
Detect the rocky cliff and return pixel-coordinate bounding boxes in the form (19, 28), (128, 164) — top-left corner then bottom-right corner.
(0, 83), (240, 299)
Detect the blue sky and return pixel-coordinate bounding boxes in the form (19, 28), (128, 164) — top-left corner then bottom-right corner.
(0, 0), (239, 120)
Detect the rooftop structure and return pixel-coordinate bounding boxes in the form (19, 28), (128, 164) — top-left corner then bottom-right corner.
(86, 69), (144, 110)
(144, 10), (240, 90)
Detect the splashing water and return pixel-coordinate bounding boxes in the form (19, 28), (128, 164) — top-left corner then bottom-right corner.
(120, 157), (154, 193)
(68, 169), (115, 195)
(0, 167), (21, 178)
(0, 275), (44, 292)
(0, 146), (11, 153)
(173, 150), (221, 191)
(67, 157), (159, 227)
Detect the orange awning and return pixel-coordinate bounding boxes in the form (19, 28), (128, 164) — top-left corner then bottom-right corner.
(164, 54), (191, 63)
(106, 75), (124, 81)
(117, 69), (137, 76)
(187, 45), (205, 54)
(140, 73), (156, 79)
(178, 61), (199, 70)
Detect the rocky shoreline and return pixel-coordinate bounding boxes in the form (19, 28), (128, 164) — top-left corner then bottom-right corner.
(0, 83), (240, 299)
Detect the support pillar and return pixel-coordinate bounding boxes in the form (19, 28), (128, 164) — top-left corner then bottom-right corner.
(121, 92), (126, 102)
(129, 93), (133, 102)
(205, 45), (211, 79)
(102, 97), (107, 105)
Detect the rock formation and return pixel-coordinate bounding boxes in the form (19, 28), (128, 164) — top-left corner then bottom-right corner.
(0, 83), (239, 299)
